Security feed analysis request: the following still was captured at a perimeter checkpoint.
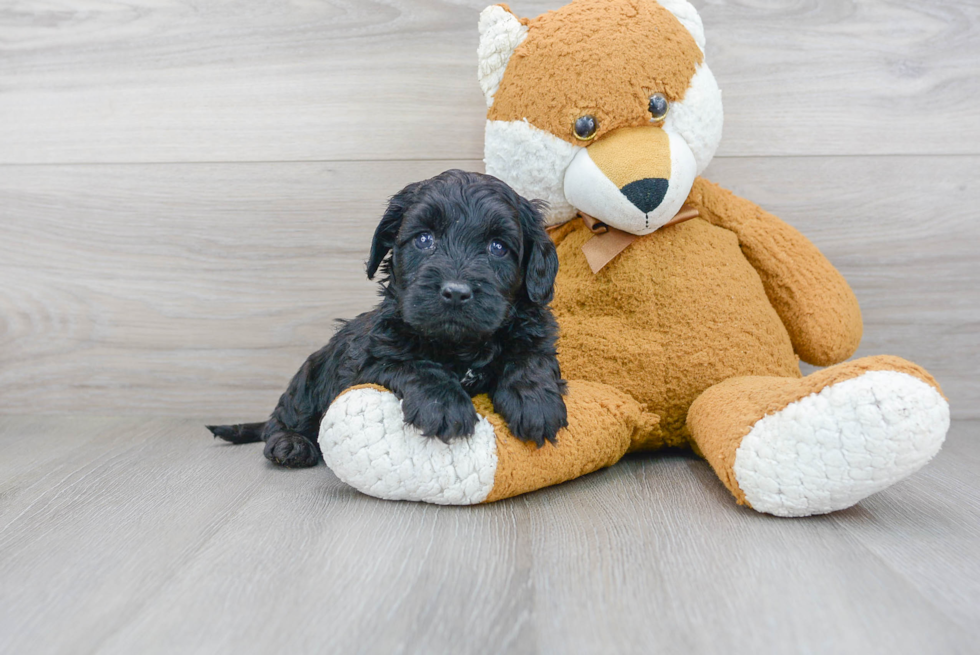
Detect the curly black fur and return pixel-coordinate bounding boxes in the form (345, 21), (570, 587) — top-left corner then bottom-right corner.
(208, 170), (567, 468)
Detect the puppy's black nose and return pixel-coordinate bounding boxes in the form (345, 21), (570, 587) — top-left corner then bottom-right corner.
(621, 177), (669, 213)
(440, 282), (473, 305)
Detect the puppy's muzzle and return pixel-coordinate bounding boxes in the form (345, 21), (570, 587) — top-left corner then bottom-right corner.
(440, 281), (473, 306)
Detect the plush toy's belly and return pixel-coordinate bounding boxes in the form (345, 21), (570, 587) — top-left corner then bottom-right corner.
(552, 218), (800, 449)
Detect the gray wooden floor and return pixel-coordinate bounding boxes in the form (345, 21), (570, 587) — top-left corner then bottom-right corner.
(2, 0), (979, 653)
(1, 417), (977, 654)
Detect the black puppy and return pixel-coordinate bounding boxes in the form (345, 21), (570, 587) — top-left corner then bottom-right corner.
(209, 170), (567, 467)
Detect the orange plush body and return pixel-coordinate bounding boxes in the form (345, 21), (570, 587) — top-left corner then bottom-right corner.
(318, 0), (949, 515)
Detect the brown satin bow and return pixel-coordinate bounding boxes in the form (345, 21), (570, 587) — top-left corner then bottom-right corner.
(558, 204), (699, 274)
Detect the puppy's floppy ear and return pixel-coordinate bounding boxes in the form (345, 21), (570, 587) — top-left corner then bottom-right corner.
(367, 182), (421, 279)
(518, 197), (559, 304)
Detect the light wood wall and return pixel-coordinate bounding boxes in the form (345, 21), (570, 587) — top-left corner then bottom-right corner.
(1, 0), (978, 418)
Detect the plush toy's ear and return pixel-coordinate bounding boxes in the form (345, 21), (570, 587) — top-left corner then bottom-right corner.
(656, 0), (706, 51)
(367, 182), (421, 280)
(518, 197), (559, 304)
(477, 4), (528, 108)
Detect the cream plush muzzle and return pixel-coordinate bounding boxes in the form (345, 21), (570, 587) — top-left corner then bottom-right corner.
(564, 127), (697, 234)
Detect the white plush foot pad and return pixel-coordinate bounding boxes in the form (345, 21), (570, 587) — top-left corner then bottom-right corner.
(733, 371), (949, 517)
(319, 388), (498, 505)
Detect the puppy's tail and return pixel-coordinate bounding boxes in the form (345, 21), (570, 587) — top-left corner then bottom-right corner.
(207, 422), (266, 444)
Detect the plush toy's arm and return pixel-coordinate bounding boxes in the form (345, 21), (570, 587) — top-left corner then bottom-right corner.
(688, 177), (863, 367)
(319, 380), (657, 505)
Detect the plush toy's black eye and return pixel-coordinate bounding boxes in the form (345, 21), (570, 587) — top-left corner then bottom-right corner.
(488, 239), (508, 258)
(573, 115), (598, 141)
(648, 93), (670, 122)
(414, 232), (435, 250)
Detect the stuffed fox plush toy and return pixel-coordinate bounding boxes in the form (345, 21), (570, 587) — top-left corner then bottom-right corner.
(319, 0), (950, 516)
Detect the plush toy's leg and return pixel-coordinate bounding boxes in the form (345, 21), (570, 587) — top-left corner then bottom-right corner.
(686, 356), (949, 517)
(319, 380), (657, 505)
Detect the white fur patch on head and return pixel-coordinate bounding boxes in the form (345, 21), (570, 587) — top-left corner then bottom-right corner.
(319, 388), (498, 505)
(563, 130), (696, 235)
(485, 119), (580, 225)
(656, 0), (706, 51)
(733, 371), (950, 517)
(662, 63), (723, 175)
(478, 5), (528, 107)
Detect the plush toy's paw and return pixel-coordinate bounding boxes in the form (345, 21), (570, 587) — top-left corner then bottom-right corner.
(492, 386), (568, 447)
(320, 386), (498, 505)
(401, 383), (479, 443)
(733, 369), (949, 517)
(264, 432), (320, 468)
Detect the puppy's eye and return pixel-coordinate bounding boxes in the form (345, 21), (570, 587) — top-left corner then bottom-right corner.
(648, 93), (669, 122)
(414, 232), (435, 250)
(573, 115), (598, 141)
(488, 239), (508, 258)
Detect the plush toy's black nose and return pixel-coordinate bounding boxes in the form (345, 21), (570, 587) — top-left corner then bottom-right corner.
(621, 178), (669, 213)
(440, 282), (473, 305)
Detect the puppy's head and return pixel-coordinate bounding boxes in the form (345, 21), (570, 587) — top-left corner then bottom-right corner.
(367, 170), (557, 343)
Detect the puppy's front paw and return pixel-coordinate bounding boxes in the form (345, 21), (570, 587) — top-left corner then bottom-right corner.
(494, 388), (568, 448)
(264, 432), (320, 468)
(402, 385), (478, 443)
